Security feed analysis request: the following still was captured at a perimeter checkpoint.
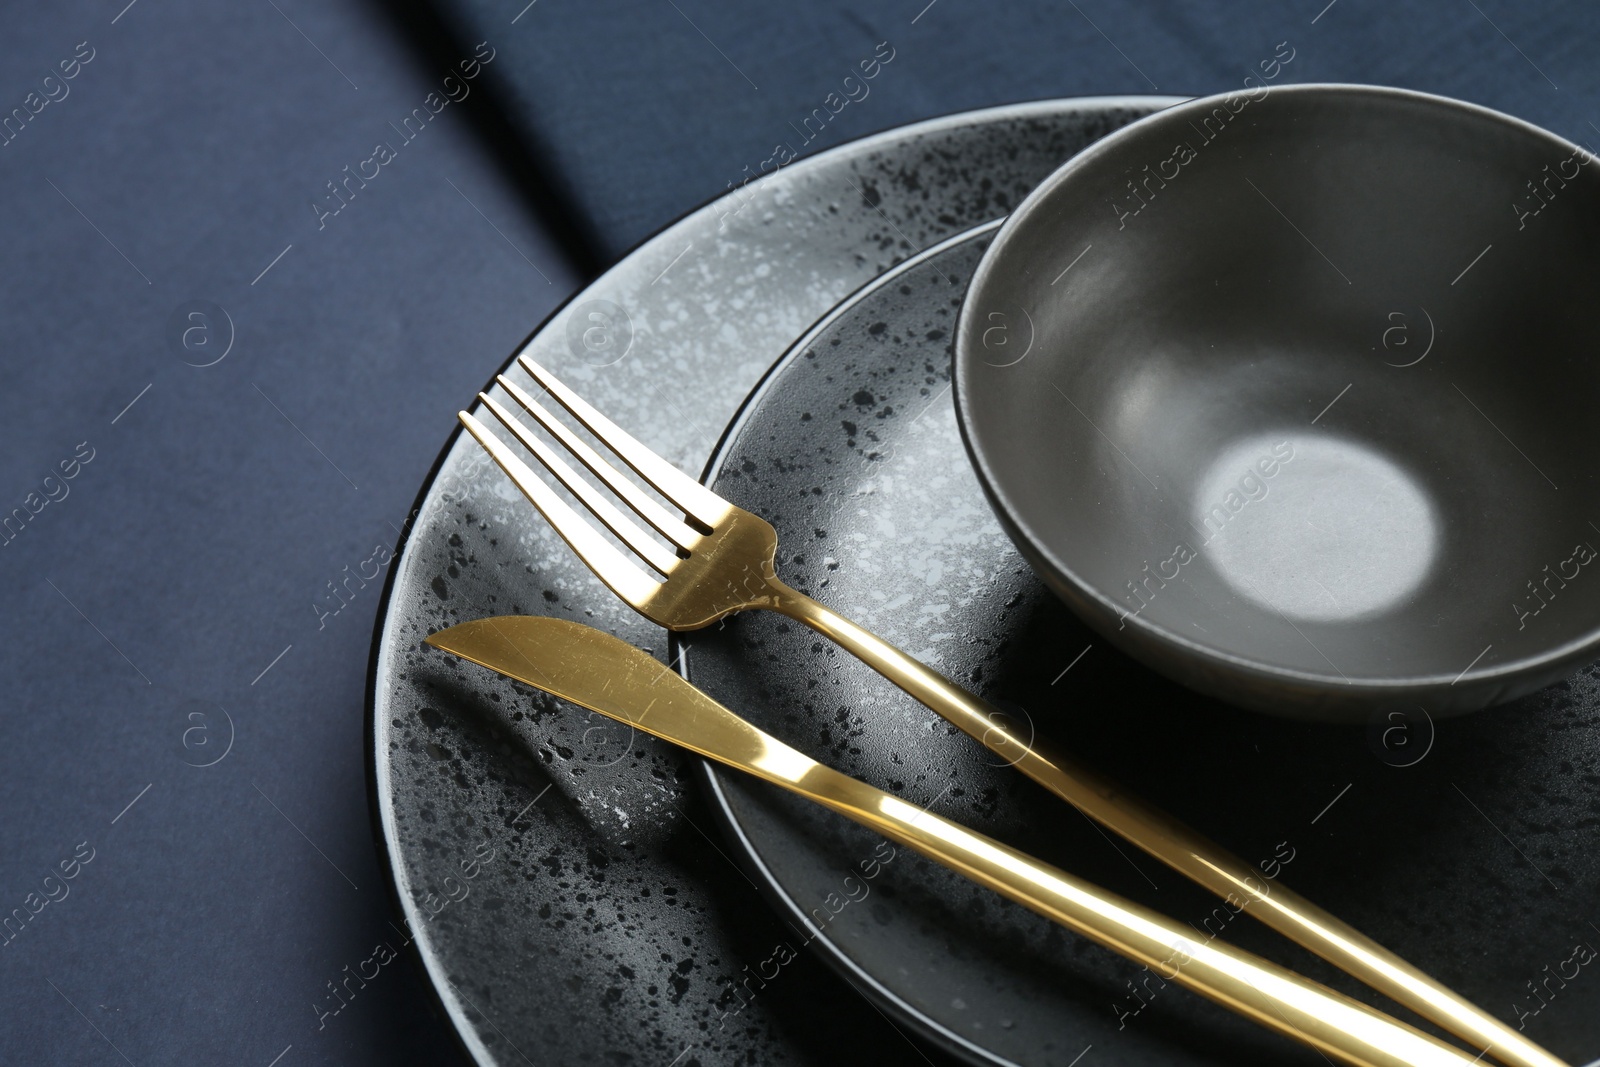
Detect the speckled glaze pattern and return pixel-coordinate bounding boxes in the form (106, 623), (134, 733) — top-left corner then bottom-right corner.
(368, 98), (1184, 1067)
(683, 231), (1600, 1064)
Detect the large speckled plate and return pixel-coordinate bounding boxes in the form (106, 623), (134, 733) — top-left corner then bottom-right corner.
(367, 98), (1183, 1067)
(682, 203), (1600, 1062)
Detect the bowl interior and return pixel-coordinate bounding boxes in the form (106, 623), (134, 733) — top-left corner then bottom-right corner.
(957, 85), (1600, 706)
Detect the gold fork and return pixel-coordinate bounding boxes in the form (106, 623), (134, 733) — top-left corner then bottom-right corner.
(458, 356), (1566, 1067)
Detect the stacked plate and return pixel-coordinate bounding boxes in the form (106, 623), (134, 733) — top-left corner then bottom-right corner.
(367, 98), (1600, 1066)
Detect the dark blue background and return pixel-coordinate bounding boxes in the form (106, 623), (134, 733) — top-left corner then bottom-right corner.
(0, 2), (577, 1063)
(447, 0), (1600, 259)
(2, 1), (1595, 1063)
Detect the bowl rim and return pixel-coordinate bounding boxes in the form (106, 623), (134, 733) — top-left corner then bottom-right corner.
(953, 81), (1600, 701)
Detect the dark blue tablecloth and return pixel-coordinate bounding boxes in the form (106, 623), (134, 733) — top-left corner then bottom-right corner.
(444, 0), (1600, 261)
(4, 1), (1598, 1064)
(0, 2), (577, 1064)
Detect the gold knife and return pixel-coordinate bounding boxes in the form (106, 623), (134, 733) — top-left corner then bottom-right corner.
(426, 615), (1501, 1067)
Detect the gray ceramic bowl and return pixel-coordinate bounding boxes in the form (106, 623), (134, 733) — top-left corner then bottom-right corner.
(954, 84), (1600, 720)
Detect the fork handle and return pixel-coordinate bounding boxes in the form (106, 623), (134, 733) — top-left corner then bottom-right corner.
(766, 582), (1567, 1067)
(799, 764), (1479, 1067)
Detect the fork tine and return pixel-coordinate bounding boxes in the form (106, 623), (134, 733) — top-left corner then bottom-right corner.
(517, 357), (729, 530)
(458, 410), (660, 609)
(496, 375), (699, 553)
(477, 393), (680, 575)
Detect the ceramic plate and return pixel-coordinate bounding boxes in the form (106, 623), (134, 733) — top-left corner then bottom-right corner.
(683, 224), (1600, 1065)
(367, 97), (1181, 1067)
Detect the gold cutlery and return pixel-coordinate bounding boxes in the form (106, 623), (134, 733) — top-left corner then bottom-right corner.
(455, 357), (1565, 1067)
(428, 614), (1490, 1067)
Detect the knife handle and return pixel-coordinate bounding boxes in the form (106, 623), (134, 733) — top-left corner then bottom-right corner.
(428, 615), (1483, 1066)
(758, 751), (1476, 1066)
(769, 583), (1566, 1067)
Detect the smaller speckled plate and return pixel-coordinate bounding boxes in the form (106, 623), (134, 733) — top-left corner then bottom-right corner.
(681, 225), (1600, 1065)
